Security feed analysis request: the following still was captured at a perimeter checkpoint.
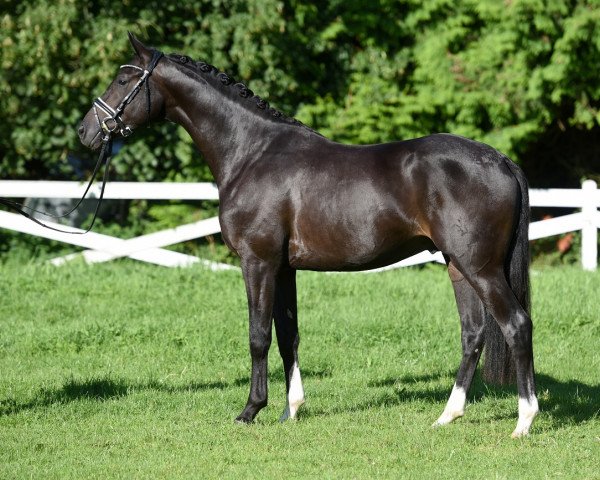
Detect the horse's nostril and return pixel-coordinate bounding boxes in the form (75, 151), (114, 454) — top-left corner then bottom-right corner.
(78, 124), (85, 136)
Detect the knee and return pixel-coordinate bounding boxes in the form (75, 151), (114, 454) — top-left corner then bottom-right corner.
(249, 333), (271, 358)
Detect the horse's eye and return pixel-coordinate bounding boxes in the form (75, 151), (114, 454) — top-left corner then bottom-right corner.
(118, 79), (127, 86)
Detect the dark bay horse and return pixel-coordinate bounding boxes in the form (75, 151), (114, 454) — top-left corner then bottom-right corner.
(79, 34), (538, 437)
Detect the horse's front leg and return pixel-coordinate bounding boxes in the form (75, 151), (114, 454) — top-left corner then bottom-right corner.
(235, 257), (277, 423)
(273, 266), (305, 422)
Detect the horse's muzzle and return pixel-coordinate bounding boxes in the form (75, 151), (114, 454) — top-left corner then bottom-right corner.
(78, 120), (104, 151)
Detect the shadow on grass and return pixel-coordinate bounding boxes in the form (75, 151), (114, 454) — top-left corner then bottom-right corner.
(2, 369), (597, 430)
(301, 370), (600, 427)
(0, 367), (331, 417)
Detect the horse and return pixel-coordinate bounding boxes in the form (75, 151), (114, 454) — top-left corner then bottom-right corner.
(78, 33), (538, 437)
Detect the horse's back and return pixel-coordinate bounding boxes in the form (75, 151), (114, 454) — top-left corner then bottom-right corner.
(222, 131), (522, 271)
(273, 134), (502, 269)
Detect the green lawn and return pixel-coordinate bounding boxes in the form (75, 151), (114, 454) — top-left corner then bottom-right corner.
(0, 261), (598, 479)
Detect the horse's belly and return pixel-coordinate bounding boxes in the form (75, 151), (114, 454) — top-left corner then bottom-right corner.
(288, 230), (435, 272)
(285, 177), (433, 271)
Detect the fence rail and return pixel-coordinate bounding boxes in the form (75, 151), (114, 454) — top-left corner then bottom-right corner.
(0, 180), (598, 271)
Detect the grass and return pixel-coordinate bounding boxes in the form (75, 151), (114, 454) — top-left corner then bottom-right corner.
(0, 260), (598, 479)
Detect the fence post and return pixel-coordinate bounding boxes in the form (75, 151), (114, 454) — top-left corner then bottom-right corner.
(581, 179), (598, 271)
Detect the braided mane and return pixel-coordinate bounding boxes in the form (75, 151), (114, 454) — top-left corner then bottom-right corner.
(167, 53), (304, 128)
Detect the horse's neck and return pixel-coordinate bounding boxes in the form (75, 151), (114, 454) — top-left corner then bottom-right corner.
(160, 65), (292, 187)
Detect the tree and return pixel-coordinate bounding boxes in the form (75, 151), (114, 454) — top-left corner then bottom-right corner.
(297, 0), (600, 181)
(1, 0), (599, 187)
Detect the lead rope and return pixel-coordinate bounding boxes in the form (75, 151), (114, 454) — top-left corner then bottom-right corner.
(0, 133), (114, 234)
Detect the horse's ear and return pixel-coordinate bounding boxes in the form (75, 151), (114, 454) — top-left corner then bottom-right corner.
(128, 32), (152, 62)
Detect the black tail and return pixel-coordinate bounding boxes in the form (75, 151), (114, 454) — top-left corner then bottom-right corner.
(482, 159), (531, 385)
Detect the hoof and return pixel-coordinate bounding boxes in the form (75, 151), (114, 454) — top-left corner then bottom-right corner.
(234, 415), (253, 424)
(511, 428), (530, 439)
(432, 410), (464, 428)
(434, 385), (466, 428)
(511, 422), (533, 438)
(512, 397), (539, 438)
(279, 405), (291, 423)
(279, 398), (305, 423)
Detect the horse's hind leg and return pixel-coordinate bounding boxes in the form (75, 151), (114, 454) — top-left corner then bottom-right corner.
(273, 267), (305, 421)
(434, 262), (485, 426)
(454, 261), (538, 437)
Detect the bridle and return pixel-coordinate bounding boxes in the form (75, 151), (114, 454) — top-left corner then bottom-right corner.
(0, 49), (164, 234)
(93, 49), (164, 140)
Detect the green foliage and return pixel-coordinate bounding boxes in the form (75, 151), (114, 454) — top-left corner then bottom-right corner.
(298, 0), (600, 161)
(0, 0), (295, 181)
(1, 0), (598, 183)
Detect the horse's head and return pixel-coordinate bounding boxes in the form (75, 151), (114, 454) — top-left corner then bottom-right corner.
(78, 33), (165, 150)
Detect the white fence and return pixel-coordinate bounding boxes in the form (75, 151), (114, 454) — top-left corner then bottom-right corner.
(0, 179), (599, 271)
